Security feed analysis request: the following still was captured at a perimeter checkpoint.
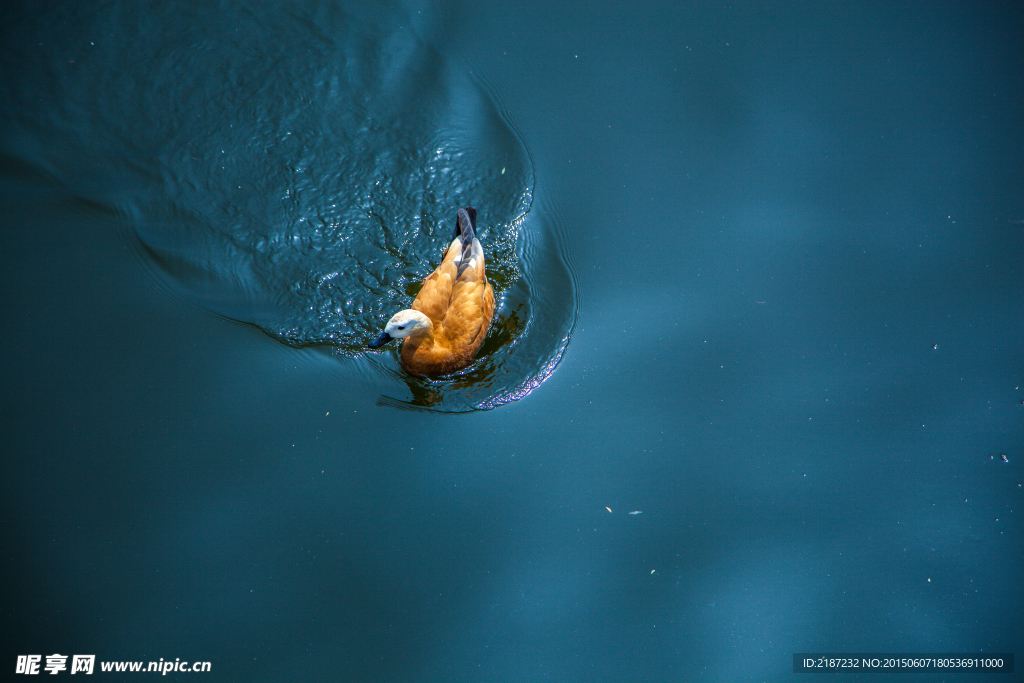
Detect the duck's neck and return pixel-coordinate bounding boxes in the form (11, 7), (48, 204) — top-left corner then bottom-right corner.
(405, 323), (436, 349)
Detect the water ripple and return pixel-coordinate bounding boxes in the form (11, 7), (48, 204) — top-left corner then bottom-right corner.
(1, 0), (578, 411)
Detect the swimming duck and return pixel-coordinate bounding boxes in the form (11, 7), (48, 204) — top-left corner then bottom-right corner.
(368, 206), (495, 376)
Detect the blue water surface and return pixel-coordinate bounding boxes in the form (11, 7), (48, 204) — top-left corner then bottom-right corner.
(1, 0), (1021, 681)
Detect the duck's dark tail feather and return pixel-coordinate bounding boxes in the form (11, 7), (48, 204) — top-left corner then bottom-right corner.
(454, 206), (476, 242)
(454, 206), (477, 278)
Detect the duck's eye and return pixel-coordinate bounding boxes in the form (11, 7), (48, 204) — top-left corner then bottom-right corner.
(397, 325), (406, 330)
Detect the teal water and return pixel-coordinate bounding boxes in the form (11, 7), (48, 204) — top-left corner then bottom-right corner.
(2, 0), (1021, 681)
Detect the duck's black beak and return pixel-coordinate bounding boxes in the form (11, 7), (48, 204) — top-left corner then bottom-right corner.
(368, 331), (394, 348)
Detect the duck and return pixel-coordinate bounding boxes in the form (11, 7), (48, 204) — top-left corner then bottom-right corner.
(368, 206), (496, 376)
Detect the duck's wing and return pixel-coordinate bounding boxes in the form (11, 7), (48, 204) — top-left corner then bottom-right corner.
(411, 236), (462, 325)
(440, 237), (493, 348)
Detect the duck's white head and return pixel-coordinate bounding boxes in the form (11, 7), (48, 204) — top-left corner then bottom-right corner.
(368, 309), (432, 348)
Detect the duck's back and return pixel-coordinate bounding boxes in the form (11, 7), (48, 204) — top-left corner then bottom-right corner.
(402, 210), (495, 375)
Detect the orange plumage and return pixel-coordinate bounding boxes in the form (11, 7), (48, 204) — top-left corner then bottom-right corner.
(368, 207), (495, 376)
